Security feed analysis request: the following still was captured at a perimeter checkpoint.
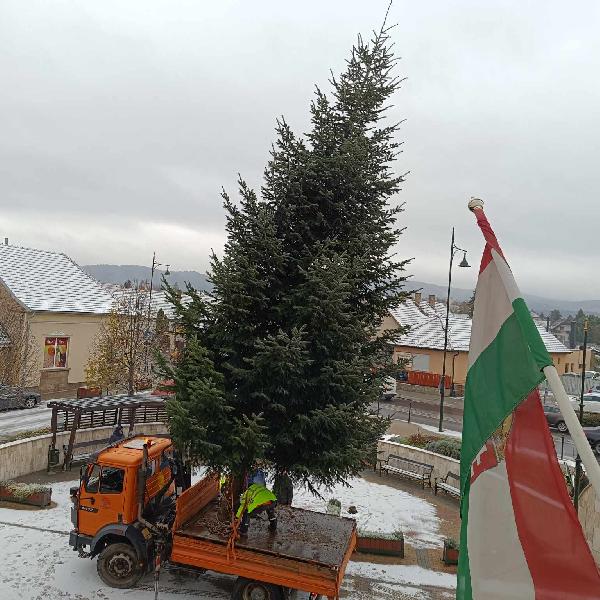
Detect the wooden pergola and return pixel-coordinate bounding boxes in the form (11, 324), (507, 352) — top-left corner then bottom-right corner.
(47, 394), (167, 470)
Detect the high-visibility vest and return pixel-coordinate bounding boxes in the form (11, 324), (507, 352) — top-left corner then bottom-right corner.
(236, 484), (277, 518)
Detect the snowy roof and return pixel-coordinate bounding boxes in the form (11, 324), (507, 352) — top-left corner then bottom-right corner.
(390, 299), (571, 354)
(0, 244), (114, 314)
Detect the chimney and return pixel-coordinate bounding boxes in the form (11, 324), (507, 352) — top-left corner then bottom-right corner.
(4, 238), (7, 246)
(414, 292), (422, 305)
(428, 294), (436, 307)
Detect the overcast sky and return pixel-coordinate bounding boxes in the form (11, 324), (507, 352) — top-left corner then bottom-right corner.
(2, 1), (600, 300)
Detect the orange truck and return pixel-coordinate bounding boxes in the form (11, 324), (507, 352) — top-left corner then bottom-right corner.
(69, 434), (357, 599)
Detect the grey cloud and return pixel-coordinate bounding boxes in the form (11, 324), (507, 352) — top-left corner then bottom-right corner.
(1, 0), (599, 299)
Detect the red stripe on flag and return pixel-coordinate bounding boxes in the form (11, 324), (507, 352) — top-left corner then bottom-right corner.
(479, 244), (494, 274)
(473, 208), (506, 266)
(505, 391), (600, 598)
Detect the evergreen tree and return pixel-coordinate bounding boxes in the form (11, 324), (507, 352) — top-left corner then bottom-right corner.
(164, 25), (409, 488)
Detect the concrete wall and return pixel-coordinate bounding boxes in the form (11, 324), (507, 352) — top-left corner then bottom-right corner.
(0, 423), (167, 481)
(578, 484), (600, 566)
(378, 439), (460, 480)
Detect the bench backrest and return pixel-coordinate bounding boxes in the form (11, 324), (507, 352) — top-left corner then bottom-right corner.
(387, 454), (433, 475)
(445, 472), (460, 485)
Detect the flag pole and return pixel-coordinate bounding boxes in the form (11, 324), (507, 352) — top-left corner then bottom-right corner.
(543, 365), (600, 498)
(467, 198), (600, 499)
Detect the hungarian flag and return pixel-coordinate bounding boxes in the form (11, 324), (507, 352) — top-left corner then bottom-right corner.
(458, 201), (600, 599)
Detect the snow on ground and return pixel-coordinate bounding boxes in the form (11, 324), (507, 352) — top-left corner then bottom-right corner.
(0, 476), (454, 599)
(293, 477), (443, 548)
(347, 561), (456, 590)
(417, 423), (462, 439)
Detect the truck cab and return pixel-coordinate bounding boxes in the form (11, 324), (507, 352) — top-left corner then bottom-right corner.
(69, 435), (177, 587)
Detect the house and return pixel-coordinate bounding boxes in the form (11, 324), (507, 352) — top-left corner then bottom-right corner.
(387, 293), (585, 389)
(0, 243), (114, 398)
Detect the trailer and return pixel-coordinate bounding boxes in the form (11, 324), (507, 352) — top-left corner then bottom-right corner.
(171, 477), (357, 599)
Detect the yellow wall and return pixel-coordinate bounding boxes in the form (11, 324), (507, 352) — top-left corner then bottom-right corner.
(393, 345), (470, 384)
(394, 344), (577, 384)
(28, 312), (104, 386)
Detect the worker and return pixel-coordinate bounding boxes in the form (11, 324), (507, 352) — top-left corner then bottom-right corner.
(273, 471), (293, 506)
(109, 425), (124, 444)
(236, 469), (278, 536)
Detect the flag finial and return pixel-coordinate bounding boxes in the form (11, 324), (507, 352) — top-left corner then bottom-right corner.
(468, 197), (484, 211)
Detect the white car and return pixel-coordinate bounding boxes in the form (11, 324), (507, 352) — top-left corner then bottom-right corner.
(571, 393), (600, 414)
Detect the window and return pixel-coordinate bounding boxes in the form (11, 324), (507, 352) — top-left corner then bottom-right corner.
(43, 337), (69, 368)
(412, 354), (430, 372)
(99, 467), (125, 493)
(85, 464), (101, 493)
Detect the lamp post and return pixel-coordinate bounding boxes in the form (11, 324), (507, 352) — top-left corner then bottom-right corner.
(144, 252), (170, 375)
(438, 228), (470, 432)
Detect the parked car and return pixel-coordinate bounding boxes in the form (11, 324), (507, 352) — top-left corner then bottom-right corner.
(544, 405), (568, 433)
(0, 384), (41, 410)
(571, 393), (600, 414)
(583, 426), (600, 454)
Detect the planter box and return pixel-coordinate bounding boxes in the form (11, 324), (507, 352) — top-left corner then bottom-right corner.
(357, 534), (404, 557)
(0, 481), (52, 507)
(443, 541), (459, 565)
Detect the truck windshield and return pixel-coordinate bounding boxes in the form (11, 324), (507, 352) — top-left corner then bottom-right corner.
(84, 464), (124, 494)
(100, 467), (125, 493)
(85, 464), (101, 493)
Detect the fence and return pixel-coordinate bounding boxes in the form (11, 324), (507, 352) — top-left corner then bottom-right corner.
(407, 370), (451, 390)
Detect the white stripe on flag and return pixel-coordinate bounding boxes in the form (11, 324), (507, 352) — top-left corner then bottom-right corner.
(469, 257), (513, 367)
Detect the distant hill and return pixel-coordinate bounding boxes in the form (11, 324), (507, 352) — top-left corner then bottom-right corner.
(410, 280), (600, 316)
(83, 264), (211, 291)
(82, 267), (600, 316)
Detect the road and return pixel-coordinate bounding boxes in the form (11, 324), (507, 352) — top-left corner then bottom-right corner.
(373, 392), (598, 465)
(0, 402), (52, 442)
(0, 391), (593, 464)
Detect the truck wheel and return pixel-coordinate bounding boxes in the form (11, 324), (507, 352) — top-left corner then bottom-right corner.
(232, 577), (285, 600)
(24, 397), (36, 409)
(97, 542), (144, 589)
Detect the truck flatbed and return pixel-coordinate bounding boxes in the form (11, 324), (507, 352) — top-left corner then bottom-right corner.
(178, 499), (356, 567)
(170, 477), (357, 599)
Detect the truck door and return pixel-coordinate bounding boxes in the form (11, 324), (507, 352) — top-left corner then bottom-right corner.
(78, 463), (126, 537)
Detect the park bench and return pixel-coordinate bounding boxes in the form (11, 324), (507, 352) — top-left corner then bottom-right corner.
(434, 471), (460, 498)
(63, 438), (111, 470)
(379, 454), (433, 488)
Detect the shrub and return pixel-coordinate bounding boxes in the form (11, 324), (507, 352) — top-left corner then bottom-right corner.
(405, 432), (439, 448)
(582, 413), (600, 427)
(424, 439), (462, 459)
(445, 537), (459, 550)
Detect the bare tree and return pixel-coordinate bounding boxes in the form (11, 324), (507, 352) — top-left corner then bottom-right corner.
(0, 294), (37, 390)
(86, 284), (168, 395)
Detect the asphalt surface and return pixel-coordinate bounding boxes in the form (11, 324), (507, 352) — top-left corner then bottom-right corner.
(0, 401), (52, 442)
(373, 392), (600, 465)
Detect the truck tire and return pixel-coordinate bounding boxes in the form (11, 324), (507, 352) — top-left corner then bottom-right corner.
(232, 577), (285, 600)
(97, 542), (144, 588)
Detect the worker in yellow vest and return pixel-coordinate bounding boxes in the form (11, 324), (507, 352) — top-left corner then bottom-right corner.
(236, 469), (277, 535)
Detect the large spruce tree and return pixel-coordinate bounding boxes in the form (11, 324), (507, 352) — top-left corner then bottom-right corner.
(164, 25), (410, 488)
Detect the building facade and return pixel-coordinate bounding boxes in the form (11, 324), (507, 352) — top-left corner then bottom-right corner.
(387, 293), (586, 389)
(0, 244), (114, 398)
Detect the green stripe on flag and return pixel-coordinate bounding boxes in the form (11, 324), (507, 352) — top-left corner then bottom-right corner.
(457, 298), (552, 599)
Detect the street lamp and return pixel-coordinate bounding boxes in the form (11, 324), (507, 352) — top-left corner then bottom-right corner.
(438, 228), (470, 431)
(145, 252), (170, 375)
